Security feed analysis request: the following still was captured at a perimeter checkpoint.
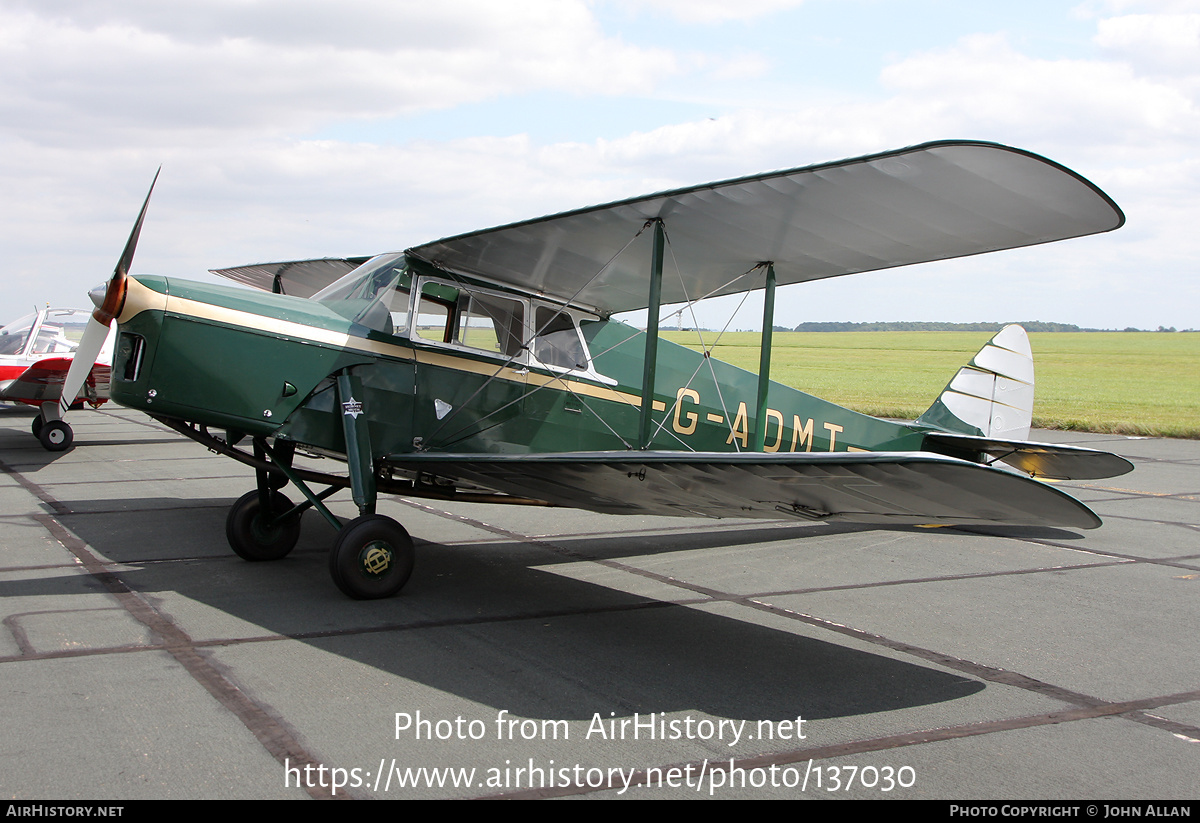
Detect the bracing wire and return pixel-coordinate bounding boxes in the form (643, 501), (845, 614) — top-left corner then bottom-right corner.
(416, 224), (651, 450)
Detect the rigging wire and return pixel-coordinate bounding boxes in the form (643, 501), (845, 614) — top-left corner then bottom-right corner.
(415, 225), (650, 450)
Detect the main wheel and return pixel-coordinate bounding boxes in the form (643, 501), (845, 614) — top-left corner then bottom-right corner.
(31, 415), (44, 437)
(38, 420), (73, 452)
(225, 490), (301, 561)
(328, 514), (415, 600)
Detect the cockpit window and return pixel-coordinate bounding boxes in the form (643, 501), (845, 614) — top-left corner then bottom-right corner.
(313, 253), (411, 335)
(0, 310), (90, 357)
(408, 279), (615, 384)
(32, 310), (89, 355)
(414, 279), (525, 358)
(415, 283), (455, 344)
(532, 307), (587, 370)
(457, 293), (525, 357)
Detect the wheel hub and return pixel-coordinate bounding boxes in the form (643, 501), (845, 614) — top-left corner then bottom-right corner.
(250, 516), (283, 543)
(359, 541), (393, 577)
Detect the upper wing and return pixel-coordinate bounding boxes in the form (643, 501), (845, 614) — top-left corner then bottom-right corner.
(210, 257), (372, 298)
(387, 450), (1103, 529)
(407, 140), (1124, 317)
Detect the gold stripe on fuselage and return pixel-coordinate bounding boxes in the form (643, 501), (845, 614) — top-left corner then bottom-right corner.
(119, 276), (644, 409)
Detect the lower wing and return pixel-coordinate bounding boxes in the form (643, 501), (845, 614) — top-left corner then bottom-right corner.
(385, 450), (1103, 529)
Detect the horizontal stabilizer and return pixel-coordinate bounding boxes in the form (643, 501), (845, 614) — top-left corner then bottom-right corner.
(387, 450), (1103, 529)
(921, 433), (1134, 480)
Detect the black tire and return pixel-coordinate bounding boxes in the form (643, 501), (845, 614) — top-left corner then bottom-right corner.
(225, 490), (301, 561)
(38, 420), (73, 452)
(31, 415), (44, 438)
(328, 514), (414, 600)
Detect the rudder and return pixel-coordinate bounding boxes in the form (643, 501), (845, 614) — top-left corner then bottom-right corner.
(916, 324), (1034, 439)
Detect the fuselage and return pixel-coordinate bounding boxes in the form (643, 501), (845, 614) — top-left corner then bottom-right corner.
(109, 255), (928, 459)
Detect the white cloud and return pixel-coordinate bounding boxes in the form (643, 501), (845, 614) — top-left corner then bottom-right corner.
(604, 0), (808, 24)
(1095, 12), (1200, 76)
(1, 1), (1197, 329)
(1075, 0), (1200, 15)
(0, 1), (678, 145)
(878, 33), (1198, 149)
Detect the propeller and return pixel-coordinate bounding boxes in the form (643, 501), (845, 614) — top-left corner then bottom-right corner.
(59, 168), (160, 417)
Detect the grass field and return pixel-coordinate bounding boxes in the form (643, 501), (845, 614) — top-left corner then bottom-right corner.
(660, 331), (1200, 439)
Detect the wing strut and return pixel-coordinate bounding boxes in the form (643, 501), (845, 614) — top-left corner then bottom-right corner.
(753, 262), (777, 452)
(638, 220), (666, 449)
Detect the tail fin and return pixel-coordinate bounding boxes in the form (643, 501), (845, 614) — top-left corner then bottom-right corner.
(917, 325), (1034, 439)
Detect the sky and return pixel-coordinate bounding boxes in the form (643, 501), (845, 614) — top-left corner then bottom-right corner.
(1, 0), (1198, 331)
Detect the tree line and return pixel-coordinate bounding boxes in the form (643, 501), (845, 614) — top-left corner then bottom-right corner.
(784, 321), (1192, 332)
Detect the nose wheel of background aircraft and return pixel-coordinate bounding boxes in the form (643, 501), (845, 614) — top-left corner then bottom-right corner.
(37, 419), (73, 452)
(225, 490), (302, 561)
(328, 514), (415, 600)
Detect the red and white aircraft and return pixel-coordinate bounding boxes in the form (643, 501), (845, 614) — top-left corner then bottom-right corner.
(0, 306), (114, 450)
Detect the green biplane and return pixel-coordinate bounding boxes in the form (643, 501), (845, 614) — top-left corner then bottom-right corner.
(60, 140), (1133, 599)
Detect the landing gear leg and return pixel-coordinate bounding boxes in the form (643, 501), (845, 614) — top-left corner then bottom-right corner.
(222, 371), (416, 599)
(336, 371), (376, 517)
(325, 370), (414, 599)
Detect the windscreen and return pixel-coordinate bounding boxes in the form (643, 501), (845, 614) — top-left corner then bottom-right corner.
(0, 313), (37, 356)
(313, 253), (411, 334)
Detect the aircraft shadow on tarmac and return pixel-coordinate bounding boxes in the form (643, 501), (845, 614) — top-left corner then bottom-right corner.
(3, 436), (184, 454)
(14, 496), (996, 723)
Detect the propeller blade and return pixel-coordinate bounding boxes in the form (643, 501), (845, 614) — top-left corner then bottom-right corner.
(60, 168), (161, 413)
(116, 167), (160, 283)
(58, 315), (111, 415)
